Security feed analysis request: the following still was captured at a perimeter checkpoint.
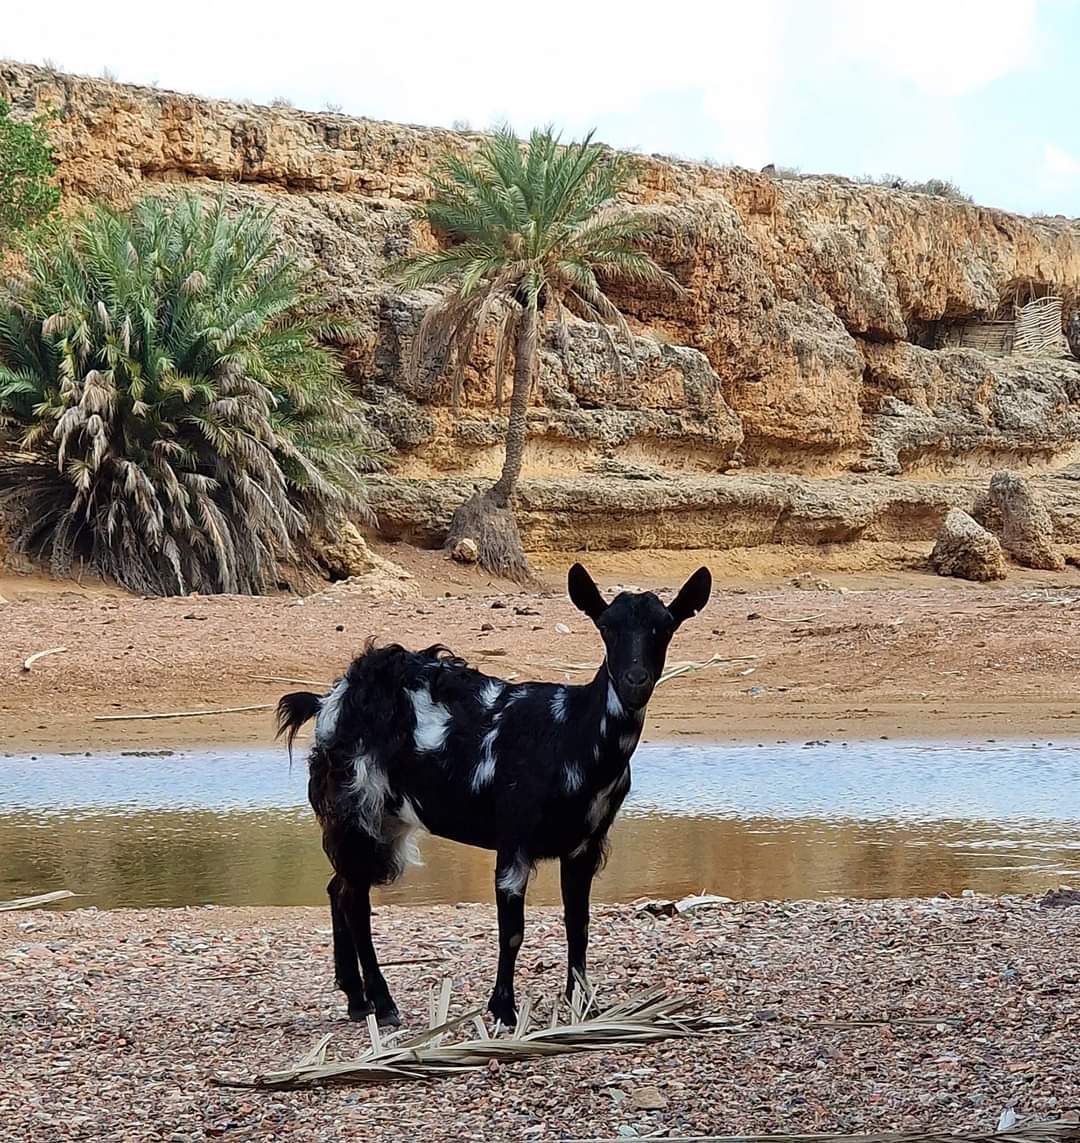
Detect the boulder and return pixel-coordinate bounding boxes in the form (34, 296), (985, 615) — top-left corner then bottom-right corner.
(929, 509), (1007, 582)
(317, 521), (380, 579)
(982, 471), (1064, 571)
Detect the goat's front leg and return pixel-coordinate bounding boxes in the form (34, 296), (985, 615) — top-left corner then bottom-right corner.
(560, 843), (602, 1008)
(489, 848), (529, 1027)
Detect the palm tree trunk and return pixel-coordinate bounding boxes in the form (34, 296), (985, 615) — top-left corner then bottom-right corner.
(491, 304), (537, 505)
(442, 305), (538, 583)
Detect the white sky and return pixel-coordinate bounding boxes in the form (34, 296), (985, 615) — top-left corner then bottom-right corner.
(4, 0), (1076, 215)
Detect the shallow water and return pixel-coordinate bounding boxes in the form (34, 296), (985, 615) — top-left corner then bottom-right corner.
(1, 741), (1078, 908)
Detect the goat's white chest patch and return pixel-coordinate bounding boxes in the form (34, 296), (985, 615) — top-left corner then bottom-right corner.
(618, 729), (641, 755)
(408, 685), (452, 753)
(606, 682), (624, 718)
(385, 795), (427, 875)
(348, 750), (390, 836)
(550, 688), (568, 723)
(586, 769), (631, 832)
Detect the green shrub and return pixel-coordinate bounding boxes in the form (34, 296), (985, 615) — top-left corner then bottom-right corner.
(0, 99), (60, 244)
(0, 193), (375, 595)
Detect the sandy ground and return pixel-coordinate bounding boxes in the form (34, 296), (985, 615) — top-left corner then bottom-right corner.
(4, 543), (1080, 753)
(2, 896), (1078, 1141)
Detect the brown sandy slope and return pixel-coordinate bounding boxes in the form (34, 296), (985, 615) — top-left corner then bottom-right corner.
(4, 545), (1080, 753)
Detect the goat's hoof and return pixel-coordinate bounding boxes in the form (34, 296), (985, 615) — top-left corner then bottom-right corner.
(487, 995), (517, 1029)
(375, 1003), (401, 1028)
(565, 976), (594, 1010)
(347, 1000), (375, 1022)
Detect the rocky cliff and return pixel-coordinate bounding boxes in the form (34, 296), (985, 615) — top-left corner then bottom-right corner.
(5, 61), (1080, 553)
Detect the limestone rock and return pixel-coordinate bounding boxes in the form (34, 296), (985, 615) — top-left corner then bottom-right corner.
(314, 522), (418, 598)
(450, 538), (478, 564)
(858, 342), (1080, 476)
(363, 473), (969, 551)
(790, 572), (834, 591)
(8, 63), (1080, 558)
(930, 509), (1007, 582)
(317, 522), (380, 579)
(981, 471), (1065, 570)
(363, 469), (1080, 553)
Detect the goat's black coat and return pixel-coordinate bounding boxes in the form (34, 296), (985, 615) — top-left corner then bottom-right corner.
(277, 563), (711, 1026)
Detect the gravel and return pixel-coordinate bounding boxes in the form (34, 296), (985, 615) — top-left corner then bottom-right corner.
(2, 896), (1079, 1140)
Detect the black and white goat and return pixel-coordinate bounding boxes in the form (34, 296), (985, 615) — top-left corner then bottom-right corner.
(276, 563), (712, 1027)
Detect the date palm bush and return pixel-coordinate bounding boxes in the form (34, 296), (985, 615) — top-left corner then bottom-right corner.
(0, 193), (375, 595)
(393, 126), (679, 581)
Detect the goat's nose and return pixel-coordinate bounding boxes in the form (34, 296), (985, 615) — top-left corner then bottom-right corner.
(624, 667), (649, 687)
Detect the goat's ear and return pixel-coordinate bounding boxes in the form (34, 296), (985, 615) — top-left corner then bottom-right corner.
(668, 567), (712, 627)
(568, 563), (608, 620)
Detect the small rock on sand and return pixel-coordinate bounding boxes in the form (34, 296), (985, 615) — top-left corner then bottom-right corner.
(451, 538), (479, 564)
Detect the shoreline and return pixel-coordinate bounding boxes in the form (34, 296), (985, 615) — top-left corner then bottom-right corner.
(8, 718), (1080, 756)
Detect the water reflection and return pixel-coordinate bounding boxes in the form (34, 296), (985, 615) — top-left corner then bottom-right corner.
(1, 742), (1078, 907)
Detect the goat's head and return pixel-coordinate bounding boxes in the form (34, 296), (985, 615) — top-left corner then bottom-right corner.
(568, 563), (712, 711)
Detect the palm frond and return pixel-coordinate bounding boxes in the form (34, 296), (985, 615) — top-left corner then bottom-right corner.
(0, 192), (379, 595)
(392, 125), (680, 405)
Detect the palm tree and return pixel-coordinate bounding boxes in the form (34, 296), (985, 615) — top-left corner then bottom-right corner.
(393, 126), (680, 581)
(0, 192), (377, 595)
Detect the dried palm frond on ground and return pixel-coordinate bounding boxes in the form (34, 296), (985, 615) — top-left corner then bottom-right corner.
(92, 650), (754, 724)
(218, 980), (964, 1090)
(0, 890), (75, 911)
(217, 985), (713, 1088)
(566, 1127), (1080, 1143)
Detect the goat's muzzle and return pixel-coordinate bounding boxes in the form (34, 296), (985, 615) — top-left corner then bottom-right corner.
(619, 668), (654, 711)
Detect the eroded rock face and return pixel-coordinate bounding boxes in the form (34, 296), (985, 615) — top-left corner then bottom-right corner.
(364, 470), (1080, 553)
(980, 471), (1065, 571)
(930, 509), (1008, 582)
(7, 63), (1080, 550)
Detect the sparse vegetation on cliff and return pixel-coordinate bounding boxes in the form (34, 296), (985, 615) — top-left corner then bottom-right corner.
(393, 125), (679, 580)
(0, 193), (376, 596)
(0, 99), (60, 245)
(855, 173), (972, 201)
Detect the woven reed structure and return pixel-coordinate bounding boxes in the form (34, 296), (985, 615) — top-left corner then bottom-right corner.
(937, 296), (1070, 357)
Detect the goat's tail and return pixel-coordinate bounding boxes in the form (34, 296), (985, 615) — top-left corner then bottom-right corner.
(275, 691), (322, 759)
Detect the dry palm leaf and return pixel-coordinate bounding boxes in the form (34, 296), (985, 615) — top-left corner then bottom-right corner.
(215, 983), (717, 1089)
(564, 1125), (1080, 1143)
(0, 890), (76, 911)
(22, 646), (67, 672)
(213, 981), (960, 1090)
(658, 653), (757, 685)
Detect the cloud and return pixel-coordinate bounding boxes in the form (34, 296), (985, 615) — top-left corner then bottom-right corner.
(4, 0), (783, 167)
(830, 0), (1038, 97)
(1039, 143), (1080, 195)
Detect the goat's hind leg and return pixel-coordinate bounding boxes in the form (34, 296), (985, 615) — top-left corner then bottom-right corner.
(338, 878), (401, 1027)
(327, 874), (374, 1022)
